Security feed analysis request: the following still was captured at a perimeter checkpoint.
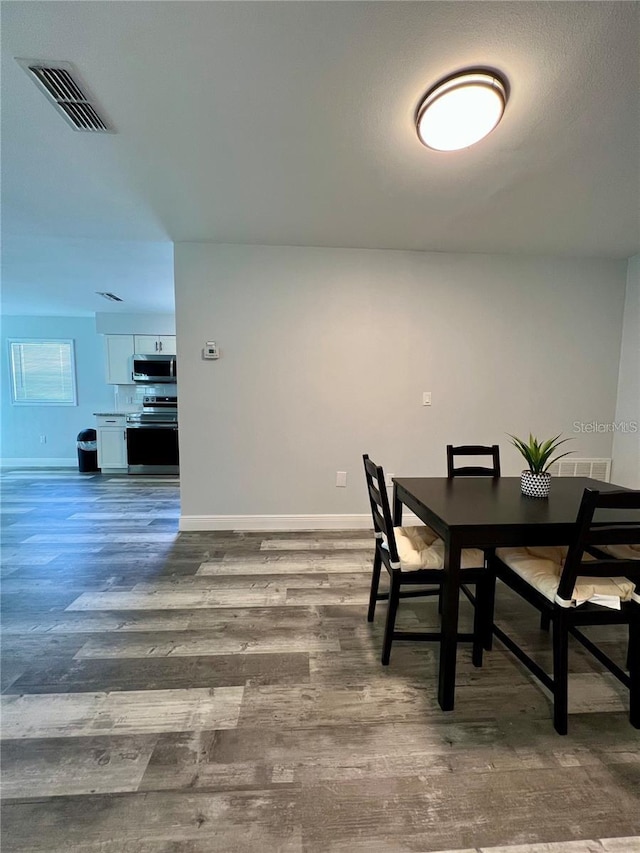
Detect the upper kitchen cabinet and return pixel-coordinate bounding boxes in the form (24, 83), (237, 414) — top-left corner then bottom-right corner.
(103, 333), (177, 383)
(134, 335), (176, 355)
(104, 335), (135, 384)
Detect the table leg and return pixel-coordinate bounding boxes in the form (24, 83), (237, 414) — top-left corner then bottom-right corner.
(393, 483), (402, 526)
(438, 536), (462, 711)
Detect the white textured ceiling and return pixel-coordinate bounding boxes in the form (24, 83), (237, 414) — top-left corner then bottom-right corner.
(1, 1), (639, 315)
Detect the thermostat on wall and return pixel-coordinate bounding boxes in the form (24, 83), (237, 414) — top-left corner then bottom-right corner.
(203, 341), (219, 360)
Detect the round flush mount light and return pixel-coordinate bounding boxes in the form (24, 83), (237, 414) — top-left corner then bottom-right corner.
(416, 69), (507, 151)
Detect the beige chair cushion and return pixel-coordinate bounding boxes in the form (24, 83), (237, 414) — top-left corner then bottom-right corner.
(599, 543), (640, 560)
(496, 545), (636, 607)
(394, 525), (485, 571)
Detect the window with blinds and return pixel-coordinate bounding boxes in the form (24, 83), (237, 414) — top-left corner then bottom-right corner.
(9, 339), (77, 405)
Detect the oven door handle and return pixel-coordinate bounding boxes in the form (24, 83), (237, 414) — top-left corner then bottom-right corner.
(126, 423), (178, 430)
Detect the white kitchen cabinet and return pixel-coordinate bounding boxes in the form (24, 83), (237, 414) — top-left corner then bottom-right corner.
(96, 415), (127, 471)
(104, 335), (135, 384)
(134, 335), (176, 355)
(158, 336), (176, 354)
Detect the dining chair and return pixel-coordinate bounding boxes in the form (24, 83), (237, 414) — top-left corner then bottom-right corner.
(446, 443), (500, 644)
(447, 444), (501, 478)
(490, 488), (640, 734)
(594, 543), (640, 673)
(363, 454), (494, 666)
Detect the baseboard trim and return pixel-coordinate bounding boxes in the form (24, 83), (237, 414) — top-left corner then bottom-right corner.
(179, 511), (423, 532)
(0, 458), (77, 468)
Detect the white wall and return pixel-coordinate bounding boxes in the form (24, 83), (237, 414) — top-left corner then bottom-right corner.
(1, 316), (114, 465)
(95, 313), (175, 335)
(611, 255), (640, 487)
(175, 244), (627, 528)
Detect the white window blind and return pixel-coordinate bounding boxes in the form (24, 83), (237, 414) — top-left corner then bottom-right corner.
(9, 339), (77, 405)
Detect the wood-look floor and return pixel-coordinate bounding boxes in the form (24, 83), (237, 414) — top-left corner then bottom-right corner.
(1, 469), (638, 853)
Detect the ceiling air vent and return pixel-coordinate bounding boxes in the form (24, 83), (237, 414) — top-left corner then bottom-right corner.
(16, 59), (113, 133)
(96, 292), (123, 303)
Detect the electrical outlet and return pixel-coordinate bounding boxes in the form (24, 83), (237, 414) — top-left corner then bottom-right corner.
(40, 435), (46, 444)
(336, 471), (347, 488)
(386, 472), (394, 488)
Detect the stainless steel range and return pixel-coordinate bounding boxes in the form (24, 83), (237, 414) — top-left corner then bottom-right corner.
(126, 395), (179, 475)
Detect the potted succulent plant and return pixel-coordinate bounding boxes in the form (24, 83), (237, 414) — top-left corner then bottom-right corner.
(509, 433), (573, 498)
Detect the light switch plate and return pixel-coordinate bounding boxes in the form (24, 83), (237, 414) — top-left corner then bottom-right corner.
(422, 392), (432, 406)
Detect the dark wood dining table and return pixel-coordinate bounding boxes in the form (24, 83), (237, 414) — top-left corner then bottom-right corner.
(392, 475), (630, 712)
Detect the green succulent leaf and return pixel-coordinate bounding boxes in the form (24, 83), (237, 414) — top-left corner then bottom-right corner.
(508, 432), (574, 474)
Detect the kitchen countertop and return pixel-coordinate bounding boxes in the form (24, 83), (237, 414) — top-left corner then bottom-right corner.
(94, 411), (139, 417)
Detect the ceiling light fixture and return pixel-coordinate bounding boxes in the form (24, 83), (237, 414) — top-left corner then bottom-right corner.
(416, 69), (507, 152)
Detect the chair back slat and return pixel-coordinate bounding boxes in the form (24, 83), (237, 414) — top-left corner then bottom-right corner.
(588, 525), (640, 545)
(452, 465), (498, 477)
(363, 454), (399, 566)
(367, 480), (382, 508)
(591, 490), (640, 510)
(557, 488), (640, 602)
(447, 444), (500, 478)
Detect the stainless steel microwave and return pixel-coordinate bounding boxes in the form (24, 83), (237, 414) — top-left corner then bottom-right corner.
(131, 353), (177, 383)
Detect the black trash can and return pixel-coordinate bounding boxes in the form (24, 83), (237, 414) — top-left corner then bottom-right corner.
(77, 428), (99, 473)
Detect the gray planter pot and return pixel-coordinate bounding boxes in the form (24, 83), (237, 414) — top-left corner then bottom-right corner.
(521, 470), (551, 498)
